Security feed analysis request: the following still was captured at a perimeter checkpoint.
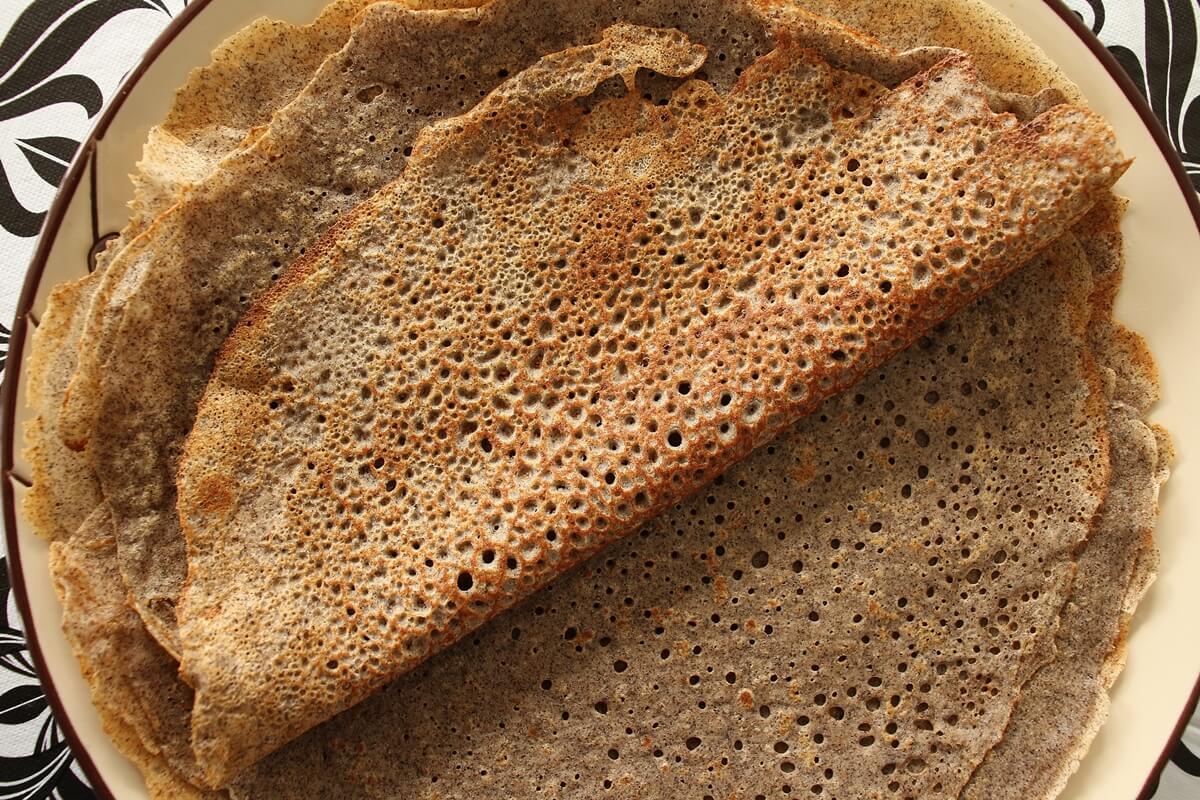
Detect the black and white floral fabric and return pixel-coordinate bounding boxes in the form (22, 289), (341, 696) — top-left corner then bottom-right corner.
(0, 1), (187, 323)
(0, 0), (1196, 797)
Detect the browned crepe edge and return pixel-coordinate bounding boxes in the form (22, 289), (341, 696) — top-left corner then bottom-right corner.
(49, 506), (225, 798)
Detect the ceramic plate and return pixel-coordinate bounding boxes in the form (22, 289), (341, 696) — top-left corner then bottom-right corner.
(2, 1), (1197, 797)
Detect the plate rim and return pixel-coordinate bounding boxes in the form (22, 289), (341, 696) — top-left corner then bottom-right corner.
(1, 1), (1197, 798)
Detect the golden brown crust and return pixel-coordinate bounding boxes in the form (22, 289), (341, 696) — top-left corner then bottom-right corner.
(58, 0), (957, 674)
(230, 204), (1110, 800)
(49, 508), (225, 798)
(178, 19), (1124, 782)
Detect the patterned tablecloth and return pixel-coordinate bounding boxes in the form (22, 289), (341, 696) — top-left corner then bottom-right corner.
(0, 1), (1196, 797)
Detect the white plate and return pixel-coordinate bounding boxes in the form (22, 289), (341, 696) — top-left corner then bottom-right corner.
(2, 0), (1197, 797)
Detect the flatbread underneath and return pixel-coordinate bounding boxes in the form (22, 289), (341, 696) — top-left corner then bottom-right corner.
(36, 2), (1164, 796)
(50, 205), (1152, 800)
(49, 507), (222, 798)
(23, 1), (390, 549)
(960, 199), (1170, 800)
(228, 220), (1110, 798)
(178, 20), (1123, 778)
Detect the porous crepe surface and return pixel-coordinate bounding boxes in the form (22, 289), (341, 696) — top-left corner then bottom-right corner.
(27, 2), (413, 790)
(22, 278), (102, 542)
(960, 201), (1170, 799)
(86, 0), (494, 275)
(49, 507), (224, 798)
(72, 2), (508, 445)
(69, 0), (954, 665)
(46, 216), (1127, 798)
(227, 222), (1106, 799)
(147, 0), (485, 168)
(23, 0), (387, 549)
(797, 0), (1078, 102)
(961, 407), (1166, 800)
(28, 4), (921, 788)
(773, 8), (1170, 796)
(30, 0), (1160, 794)
(150, 0), (381, 171)
(57, 0), (382, 450)
(178, 16), (1124, 779)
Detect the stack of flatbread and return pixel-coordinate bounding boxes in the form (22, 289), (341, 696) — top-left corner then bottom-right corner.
(22, 0), (1168, 797)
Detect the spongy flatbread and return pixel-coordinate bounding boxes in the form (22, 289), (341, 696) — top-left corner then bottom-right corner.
(64, 0), (959, 662)
(795, 0), (1079, 101)
(961, 406), (1167, 800)
(765, 7), (1170, 796)
(32, 5), (937, 791)
(960, 202), (1170, 799)
(178, 18), (1124, 781)
(49, 507), (222, 799)
(22, 279), (102, 542)
(146, 0), (482, 167)
(44, 187), (1119, 800)
(60, 0), (385, 443)
(23, 0), (390, 548)
(226, 216), (1109, 800)
(60, 1), (500, 453)
(39, 0), (1152, 796)
(28, 6), (406, 792)
(49, 215), (1130, 799)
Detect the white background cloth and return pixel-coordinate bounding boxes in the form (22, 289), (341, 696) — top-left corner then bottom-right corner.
(0, 1), (1195, 797)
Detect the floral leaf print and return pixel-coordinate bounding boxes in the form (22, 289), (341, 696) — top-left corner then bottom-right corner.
(1074, 0), (1200, 188)
(1184, 81), (1200, 173)
(0, 0), (164, 109)
(0, 75), (101, 122)
(1083, 0), (1107, 33)
(1143, 0), (1198, 169)
(0, 686), (47, 728)
(0, 559), (39, 680)
(1110, 40), (1150, 94)
(47, 769), (93, 800)
(0, 743), (74, 800)
(18, 135), (77, 163)
(1172, 737), (1200, 776)
(0, 161), (45, 237)
(0, 559), (89, 800)
(0, 0), (177, 237)
(15, 137), (78, 186)
(0, 1), (84, 78)
(0, 628), (26, 664)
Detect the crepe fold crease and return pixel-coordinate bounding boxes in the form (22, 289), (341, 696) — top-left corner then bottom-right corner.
(49, 508), (223, 798)
(24, 0), (398, 650)
(57, 0), (949, 663)
(225, 200), (1138, 799)
(174, 21), (1125, 782)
